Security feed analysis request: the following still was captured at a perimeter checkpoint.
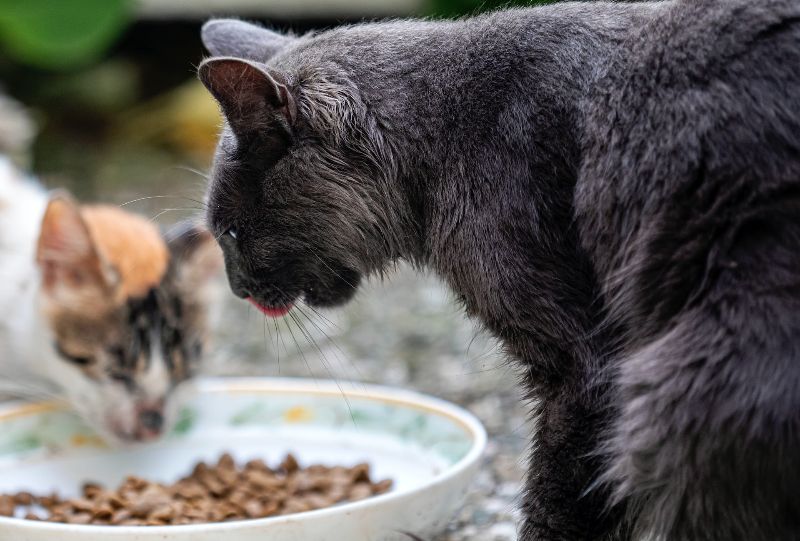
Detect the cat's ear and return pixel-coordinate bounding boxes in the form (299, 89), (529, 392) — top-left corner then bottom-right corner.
(198, 57), (296, 138)
(36, 194), (118, 306)
(201, 19), (293, 62)
(166, 221), (222, 295)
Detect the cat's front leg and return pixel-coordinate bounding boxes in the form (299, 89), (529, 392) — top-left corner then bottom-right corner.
(518, 382), (627, 541)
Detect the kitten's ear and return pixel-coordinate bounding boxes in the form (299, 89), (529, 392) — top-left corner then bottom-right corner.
(36, 194), (117, 303)
(198, 57), (296, 138)
(166, 221), (222, 294)
(201, 19), (293, 62)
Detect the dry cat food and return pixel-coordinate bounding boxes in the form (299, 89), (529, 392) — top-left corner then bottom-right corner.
(0, 453), (392, 525)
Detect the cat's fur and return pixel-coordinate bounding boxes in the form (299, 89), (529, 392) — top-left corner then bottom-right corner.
(0, 157), (221, 443)
(198, 1), (800, 538)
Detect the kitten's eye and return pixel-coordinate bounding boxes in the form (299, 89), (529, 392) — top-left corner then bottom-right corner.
(191, 340), (203, 358)
(227, 227), (238, 240)
(54, 343), (92, 366)
(110, 372), (134, 389)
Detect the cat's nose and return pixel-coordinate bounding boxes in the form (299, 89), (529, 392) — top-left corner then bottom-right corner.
(138, 408), (164, 434)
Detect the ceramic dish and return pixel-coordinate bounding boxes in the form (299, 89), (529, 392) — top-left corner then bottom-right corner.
(0, 377), (487, 540)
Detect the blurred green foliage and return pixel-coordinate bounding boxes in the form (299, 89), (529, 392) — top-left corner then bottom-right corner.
(426, 0), (557, 18)
(0, 0), (131, 70)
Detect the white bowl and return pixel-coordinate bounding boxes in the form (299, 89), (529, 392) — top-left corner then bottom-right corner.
(0, 377), (486, 540)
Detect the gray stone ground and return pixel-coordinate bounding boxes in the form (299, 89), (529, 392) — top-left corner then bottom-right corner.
(205, 264), (531, 540)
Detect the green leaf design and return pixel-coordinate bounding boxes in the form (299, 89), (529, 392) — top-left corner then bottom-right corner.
(0, 432), (41, 455)
(0, 0), (132, 70)
(172, 407), (197, 436)
(230, 402), (270, 426)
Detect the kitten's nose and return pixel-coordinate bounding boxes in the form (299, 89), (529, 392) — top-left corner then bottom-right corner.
(138, 409), (164, 434)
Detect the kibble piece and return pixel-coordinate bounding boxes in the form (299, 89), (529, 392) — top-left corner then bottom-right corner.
(37, 493), (58, 508)
(69, 512), (93, 525)
(280, 453), (299, 473)
(281, 498), (312, 514)
(244, 459), (269, 472)
(129, 486), (171, 518)
(149, 504), (175, 522)
(245, 469), (283, 491)
(217, 453), (235, 471)
(0, 495), (15, 517)
(243, 500), (263, 519)
(91, 504), (114, 522)
(82, 482), (103, 499)
(348, 483), (374, 501)
(172, 480), (206, 500)
(111, 508), (132, 524)
(304, 493), (336, 510)
(373, 479), (393, 494)
(70, 498), (95, 513)
(350, 463), (371, 484)
(13, 491), (34, 506)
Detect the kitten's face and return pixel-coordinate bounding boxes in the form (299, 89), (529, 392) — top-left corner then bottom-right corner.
(36, 198), (220, 443)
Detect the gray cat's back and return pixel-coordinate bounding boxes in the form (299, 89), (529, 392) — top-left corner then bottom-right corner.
(576, 1), (800, 537)
(578, 0), (800, 331)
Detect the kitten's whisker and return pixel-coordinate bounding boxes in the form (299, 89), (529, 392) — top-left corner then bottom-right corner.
(173, 165), (210, 182)
(0, 380), (66, 402)
(119, 195), (208, 209)
(148, 208), (204, 222)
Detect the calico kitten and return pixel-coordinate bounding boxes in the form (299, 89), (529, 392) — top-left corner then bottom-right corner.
(0, 157), (220, 443)
(198, 1), (800, 539)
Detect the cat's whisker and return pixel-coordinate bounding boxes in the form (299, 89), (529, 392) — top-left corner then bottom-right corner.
(288, 310), (356, 426)
(273, 317), (281, 376)
(276, 316), (290, 359)
(282, 312), (319, 388)
(307, 248), (359, 291)
(295, 303), (366, 389)
(286, 316), (357, 424)
(294, 308), (352, 379)
(264, 316), (271, 368)
(297, 299), (341, 331)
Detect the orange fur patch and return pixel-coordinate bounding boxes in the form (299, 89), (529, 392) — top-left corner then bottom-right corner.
(81, 205), (169, 300)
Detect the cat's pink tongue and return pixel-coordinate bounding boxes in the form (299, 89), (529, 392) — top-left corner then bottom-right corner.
(247, 297), (293, 318)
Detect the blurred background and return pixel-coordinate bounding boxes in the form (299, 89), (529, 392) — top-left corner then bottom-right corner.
(0, 1), (556, 538)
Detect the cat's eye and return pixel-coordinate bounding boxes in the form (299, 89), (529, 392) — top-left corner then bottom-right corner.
(54, 343), (92, 366)
(227, 227), (238, 240)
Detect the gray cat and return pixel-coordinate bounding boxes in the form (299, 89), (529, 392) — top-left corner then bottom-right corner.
(196, 0), (800, 538)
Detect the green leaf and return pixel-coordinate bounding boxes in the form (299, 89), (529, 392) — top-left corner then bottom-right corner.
(425, 0), (557, 18)
(0, 0), (131, 70)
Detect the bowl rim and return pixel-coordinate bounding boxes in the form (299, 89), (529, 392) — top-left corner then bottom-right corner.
(0, 376), (488, 534)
